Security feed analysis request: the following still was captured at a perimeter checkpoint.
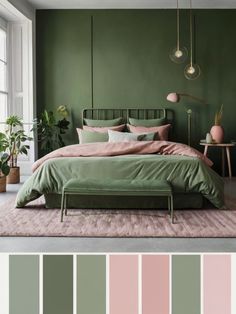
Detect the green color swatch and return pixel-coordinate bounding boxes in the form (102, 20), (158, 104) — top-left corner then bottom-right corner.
(9, 255), (39, 314)
(77, 255), (106, 314)
(172, 255), (201, 314)
(43, 255), (73, 314)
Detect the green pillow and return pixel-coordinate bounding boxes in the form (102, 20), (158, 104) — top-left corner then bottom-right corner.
(84, 117), (123, 127)
(139, 132), (156, 141)
(128, 117), (166, 127)
(77, 129), (108, 144)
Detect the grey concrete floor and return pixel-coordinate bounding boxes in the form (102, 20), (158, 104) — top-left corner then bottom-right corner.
(0, 177), (236, 253)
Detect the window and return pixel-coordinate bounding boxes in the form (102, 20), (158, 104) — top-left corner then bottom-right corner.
(0, 25), (7, 124)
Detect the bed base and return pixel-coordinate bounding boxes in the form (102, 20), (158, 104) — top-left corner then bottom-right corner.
(45, 193), (203, 209)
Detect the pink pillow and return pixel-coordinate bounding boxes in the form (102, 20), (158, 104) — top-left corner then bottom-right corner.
(83, 124), (126, 133)
(127, 124), (171, 141)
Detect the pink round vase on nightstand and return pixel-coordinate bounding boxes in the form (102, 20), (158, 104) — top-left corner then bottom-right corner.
(210, 125), (224, 143)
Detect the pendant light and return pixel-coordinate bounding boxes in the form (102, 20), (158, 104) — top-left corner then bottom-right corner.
(184, 0), (201, 80)
(169, 0), (188, 64)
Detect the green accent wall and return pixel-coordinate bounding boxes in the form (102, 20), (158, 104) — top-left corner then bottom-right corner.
(36, 9), (236, 174)
(9, 255), (39, 314)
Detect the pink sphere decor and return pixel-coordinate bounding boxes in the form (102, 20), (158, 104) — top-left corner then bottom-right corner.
(210, 125), (224, 143)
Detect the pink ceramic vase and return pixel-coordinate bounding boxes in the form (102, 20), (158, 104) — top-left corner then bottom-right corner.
(210, 125), (224, 143)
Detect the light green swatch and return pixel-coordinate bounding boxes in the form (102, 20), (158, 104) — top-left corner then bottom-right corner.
(43, 255), (73, 314)
(172, 255), (201, 314)
(77, 255), (106, 314)
(9, 255), (39, 314)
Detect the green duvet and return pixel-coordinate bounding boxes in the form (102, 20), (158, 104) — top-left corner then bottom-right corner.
(16, 154), (224, 208)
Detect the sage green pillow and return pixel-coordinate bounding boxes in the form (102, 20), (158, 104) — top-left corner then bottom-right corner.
(128, 117), (166, 127)
(84, 117), (123, 127)
(77, 128), (108, 144)
(139, 132), (156, 141)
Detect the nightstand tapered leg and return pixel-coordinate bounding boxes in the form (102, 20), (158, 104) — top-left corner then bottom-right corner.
(222, 148), (225, 177)
(226, 147), (232, 178)
(204, 145), (208, 156)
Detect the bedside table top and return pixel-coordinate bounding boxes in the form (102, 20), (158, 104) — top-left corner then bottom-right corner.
(199, 143), (235, 147)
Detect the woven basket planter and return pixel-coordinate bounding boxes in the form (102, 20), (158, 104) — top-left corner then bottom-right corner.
(0, 176), (6, 192)
(7, 167), (20, 184)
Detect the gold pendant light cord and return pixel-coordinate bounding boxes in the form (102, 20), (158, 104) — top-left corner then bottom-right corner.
(177, 0), (180, 51)
(190, 0), (193, 67)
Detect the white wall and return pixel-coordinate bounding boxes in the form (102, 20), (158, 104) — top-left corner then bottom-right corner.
(7, 0), (35, 20)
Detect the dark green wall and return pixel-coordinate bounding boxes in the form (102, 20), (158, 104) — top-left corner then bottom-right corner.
(36, 9), (236, 174)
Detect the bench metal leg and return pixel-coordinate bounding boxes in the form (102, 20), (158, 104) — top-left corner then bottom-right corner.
(170, 195), (174, 224)
(61, 191), (65, 222)
(168, 196), (171, 215)
(65, 194), (68, 216)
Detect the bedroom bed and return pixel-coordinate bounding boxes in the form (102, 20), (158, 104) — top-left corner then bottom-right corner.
(16, 108), (224, 209)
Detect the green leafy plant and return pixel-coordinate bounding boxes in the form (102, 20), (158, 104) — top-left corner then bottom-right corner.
(0, 153), (10, 177)
(214, 104), (223, 126)
(5, 116), (32, 168)
(0, 133), (10, 177)
(33, 105), (70, 154)
(0, 132), (8, 153)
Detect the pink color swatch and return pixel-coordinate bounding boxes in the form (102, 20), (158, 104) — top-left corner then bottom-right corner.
(142, 255), (169, 314)
(204, 255), (231, 314)
(109, 255), (138, 314)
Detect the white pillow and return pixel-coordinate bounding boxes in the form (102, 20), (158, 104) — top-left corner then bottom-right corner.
(108, 130), (143, 142)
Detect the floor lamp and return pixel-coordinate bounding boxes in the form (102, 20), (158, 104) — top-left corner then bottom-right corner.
(166, 92), (205, 146)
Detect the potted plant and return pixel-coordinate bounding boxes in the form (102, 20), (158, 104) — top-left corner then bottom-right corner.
(0, 133), (10, 192)
(5, 116), (32, 184)
(0, 153), (10, 192)
(33, 105), (70, 155)
(210, 104), (224, 143)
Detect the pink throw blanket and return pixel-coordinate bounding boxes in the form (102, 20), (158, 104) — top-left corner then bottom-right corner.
(32, 141), (213, 172)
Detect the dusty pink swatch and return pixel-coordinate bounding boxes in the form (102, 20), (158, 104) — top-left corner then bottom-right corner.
(204, 255), (231, 314)
(110, 255), (138, 314)
(142, 255), (169, 314)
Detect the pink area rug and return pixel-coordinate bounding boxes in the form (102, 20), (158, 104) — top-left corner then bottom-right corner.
(0, 194), (236, 237)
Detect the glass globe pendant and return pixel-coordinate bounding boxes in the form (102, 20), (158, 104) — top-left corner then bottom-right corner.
(184, 63), (201, 80)
(170, 46), (188, 64)
(184, 0), (201, 80)
(169, 0), (188, 64)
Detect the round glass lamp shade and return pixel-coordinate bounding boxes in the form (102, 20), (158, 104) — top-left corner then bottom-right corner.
(169, 46), (188, 64)
(184, 63), (201, 80)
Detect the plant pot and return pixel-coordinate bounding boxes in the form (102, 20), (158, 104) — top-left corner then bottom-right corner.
(210, 125), (224, 144)
(7, 167), (20, 184)
(0, 176), (6, 192)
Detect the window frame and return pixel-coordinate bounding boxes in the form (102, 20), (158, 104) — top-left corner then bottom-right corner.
(0, 18), (8, 121)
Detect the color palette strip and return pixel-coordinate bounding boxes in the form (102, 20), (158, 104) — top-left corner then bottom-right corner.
(1, 254), (234, 314)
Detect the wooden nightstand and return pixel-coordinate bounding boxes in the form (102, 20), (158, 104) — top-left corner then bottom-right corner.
(200, 143), (235, 178)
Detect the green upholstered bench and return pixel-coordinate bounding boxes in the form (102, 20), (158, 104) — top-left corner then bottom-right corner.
(60, 178), (174, 223)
